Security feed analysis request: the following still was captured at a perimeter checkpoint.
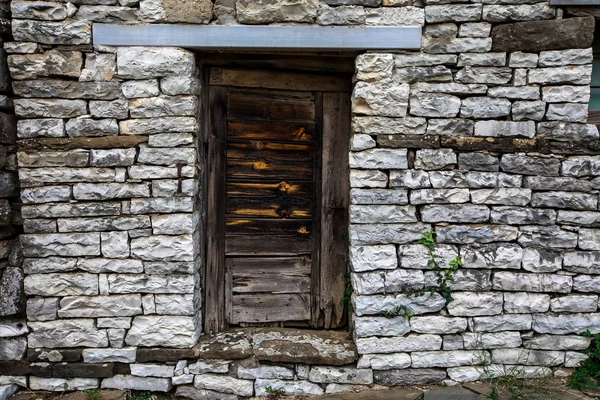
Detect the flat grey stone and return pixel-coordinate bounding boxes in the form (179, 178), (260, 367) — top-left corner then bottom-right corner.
(424, 386), (484, 400)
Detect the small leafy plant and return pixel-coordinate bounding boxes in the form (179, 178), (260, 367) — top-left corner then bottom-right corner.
(126, 392), (161, 400)
(265, 386), (286, 396)
(379, 304), (413, 319)
(84, 389), (102, 400)
(417, 230), (462, 304)
(569, 330), (600, 390)
(340, 271), (353, 312)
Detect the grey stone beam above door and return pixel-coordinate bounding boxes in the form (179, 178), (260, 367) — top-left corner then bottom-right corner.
(549, 0), (600, 4)
(93, 24), (422, 51)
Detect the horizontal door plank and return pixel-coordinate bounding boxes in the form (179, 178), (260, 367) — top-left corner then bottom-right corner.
(226, 195), (313, 219)
(231, 293), (310, 323)
(226, 218), (311, 236)
(227, 160), (313, 180)
(227, 181), (313, 197)
(211, 68), (351, 92)
(233, 274), (311, 294)
(228, 95), (315, 123)
(229, 87), (315, 101)
(227, 120), (315, 142)
(226, 235), (311, 256)
(201, 54), (355, 74)
(227, 140), (314, 163)
(228, 256), (311, 275)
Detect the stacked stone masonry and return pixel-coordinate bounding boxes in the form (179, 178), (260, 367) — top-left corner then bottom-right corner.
(0, 0), (24, 396)
(2, 0), (600, 398)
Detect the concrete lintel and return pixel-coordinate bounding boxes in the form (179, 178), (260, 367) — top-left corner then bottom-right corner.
(549, 0), (600, 5)
(93, 24), (422, 51)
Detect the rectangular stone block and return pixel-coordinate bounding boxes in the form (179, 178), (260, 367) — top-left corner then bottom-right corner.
(24, 273), (98, 296)
(126, 315), (199, 347)
(493, 271), (572, 293)
(119, 117), (198, 135)
(58, 295), (142, 318)
(411, 350), (485, 368)
(19, 167), (115, 186)
(116, 47), (194, 79)
(308, 366), (373, 384)
(58, 215), (150, 233)
(29, 319), (108, 348)
(437, 225), (518, 244)
(130, 234), (195, 261)
(349, 148), (408, 169)
(356, 334), (442, 354)
(21, 233), (101, 257)
(518, 226), (578, 248)
(101, 374), (172, 392)
(14, 99), (87, 118)
(29, 377), (98, 391)
(22, 202), (121, 219)
(107, 274), (195, 294)
(447, 292), (503, 316)
(349, 223), (430, 245)
(130, 198), (193, 214)
(355, 316), (410, 338)
(350, 245), (397, 272)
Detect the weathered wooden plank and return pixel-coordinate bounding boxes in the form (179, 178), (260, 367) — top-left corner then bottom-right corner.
(226, 218), (311, 236)
(229, 87), (315, 101)
(205, 85), (228, 333)
(228, 95), (315, 122)
(227, 120), (315, 142)
(320, 92), (351, 329)
(211, 68), (351, 92)
(310, 92), (323, 329)
(588, 110), (600, 127)
(227, 141), (314, 162)
(226, 195), (312, 219)
(228, 256), (311, 275)
(227, 181), (313, 197)
(227, 159), (313, 180)
(231, 294), (310, 323)
(199, 53), (356, 74)
(226, 235), (311, 256)
(233, 274), (311, 294)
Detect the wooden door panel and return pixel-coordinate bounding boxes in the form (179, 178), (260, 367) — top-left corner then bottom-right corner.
(207, 67), (350, 330)
(227, 120), (315, 142)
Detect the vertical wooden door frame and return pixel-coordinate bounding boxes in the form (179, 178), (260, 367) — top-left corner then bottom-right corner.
(204, 65), (351, 333)
(320, 92), (351, 329)
(205, 85), (228, 333)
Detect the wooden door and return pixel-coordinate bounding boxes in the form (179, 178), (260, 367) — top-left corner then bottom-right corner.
(205, 68), (351, 333)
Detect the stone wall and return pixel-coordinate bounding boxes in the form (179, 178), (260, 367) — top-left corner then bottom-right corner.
(2, 0), (600, 398)
(0, 0), (24, 395)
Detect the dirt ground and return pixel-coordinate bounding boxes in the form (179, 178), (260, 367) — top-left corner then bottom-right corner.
(8, 379), (600, 400)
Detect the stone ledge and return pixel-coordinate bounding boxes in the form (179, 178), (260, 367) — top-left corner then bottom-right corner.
(19, 136), (148, 150)
(137, 328), (357, 365)
(20, 329), (357, 378)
